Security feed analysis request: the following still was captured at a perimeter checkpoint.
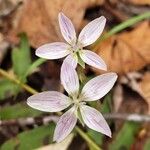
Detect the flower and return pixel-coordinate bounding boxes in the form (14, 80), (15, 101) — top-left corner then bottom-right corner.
(27, 63), (117, 142)
(36, 12), (107, 70)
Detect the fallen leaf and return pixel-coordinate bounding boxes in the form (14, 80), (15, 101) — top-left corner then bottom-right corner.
(127, 0), (150, 5)
(93, 21), (150, 75)
(10, 0), (104, 48)
(0, 33), (9, 64)
(140, 72), (150, 114)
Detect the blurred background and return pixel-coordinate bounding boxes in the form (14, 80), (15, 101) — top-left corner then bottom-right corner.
(0, 0), (150, 149)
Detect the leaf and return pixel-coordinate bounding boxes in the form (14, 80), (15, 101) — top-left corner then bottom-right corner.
(12, 33), (31, 81)
(140, 72), (150, 114)
(101, 93), (112, 113)
(0, 78), (18, 100)
(37, 134), (73, 150)
(25, 58), (46, 76)
(1, 123), (55, 150)
(10, 0), (104, 48)
(87, 130), (103, 149)
(1, 103), (41, 120)
(94, 21), (150, 75)
(109, 122), (140, 150)
(144, 138), (150, 150)
(0, 34), (32, 100)
(127, 0), (150, 5)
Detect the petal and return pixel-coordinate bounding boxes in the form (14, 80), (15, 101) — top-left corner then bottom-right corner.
(78, 16), (106, 47)
(63, 54), (78, 69)
(80, 105), (111, 137)
(61, 62), (79, 97)
(79, 50), (107, 70)
(58, 12), (76, 44)
(36, 42), (70, 59)
(80, 73), (118, 101)
(27, 91), (72, 112)
(53, 106), (77, 142)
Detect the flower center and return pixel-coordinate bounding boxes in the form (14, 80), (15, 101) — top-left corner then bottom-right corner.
(70, 42), (82, 53)
(72, 97), (86, 108)
(73, 97), (79, 105)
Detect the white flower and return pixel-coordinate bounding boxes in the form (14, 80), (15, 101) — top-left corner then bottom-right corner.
(27, 63), (117, 143)
(36, 12), (107, 70)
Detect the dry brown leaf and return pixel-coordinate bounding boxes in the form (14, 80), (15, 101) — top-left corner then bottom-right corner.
(93, 21), (150, 75)
(140, 72), (150, 113)
(0, 33), (9, 64)
(127, 0), (150, 5)
(10, 0), (104, 48)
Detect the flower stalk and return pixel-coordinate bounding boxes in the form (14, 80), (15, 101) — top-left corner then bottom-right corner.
(0, 68), (38, 94)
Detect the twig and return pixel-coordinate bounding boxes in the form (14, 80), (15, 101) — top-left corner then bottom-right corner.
(0, 68), (38, 94)
(103, 113), (150, 122)
(0, 116), (59, 126)
(1, 113), (150, 127)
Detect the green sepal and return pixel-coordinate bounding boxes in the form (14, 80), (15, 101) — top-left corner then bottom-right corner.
(76, 52), (85, 68)
(77, 109), (85, 126)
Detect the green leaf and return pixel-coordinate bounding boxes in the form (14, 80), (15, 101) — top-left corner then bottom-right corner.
(1, 103), (42, 120)
(109, 122), (140, 150)
(12, 33), (31, 81)
(25, 58), (46, 77)
(0, 78), (18, 100)
(87, 130), (103, 147)
(1, 123), (55, 150)
(101, 93), (112, 113)
(144, 138), (150, 150)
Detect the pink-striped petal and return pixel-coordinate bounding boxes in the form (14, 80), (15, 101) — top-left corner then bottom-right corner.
(78, 16), (106, 47)
(53, 106), (77, 142)
(80, 105), (111, 137)
(36, 42), (70, 59)
(61, 62), (79, 97)
(80, 73), (118, 101)
(58, 12), (76, 44)
(79, 50), (107, 70)
(27, 91), (72, 112)
(63, 54), (78, 69)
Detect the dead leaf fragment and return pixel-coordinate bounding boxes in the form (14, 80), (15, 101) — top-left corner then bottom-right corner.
(127, 0), (150, 5)
(37, 134), (73, 150)
(10, 0), (104, 48)
(94, 21), (150, 75)
(140, 72), (150, 114)
(0, 33), (9, 64)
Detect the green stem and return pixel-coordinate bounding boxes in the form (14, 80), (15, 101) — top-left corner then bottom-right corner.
(75, 126), (101, 150)
(0, 69), (38, 94)
(0, 68), (101, 150)
(93, 11), (150, 46)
